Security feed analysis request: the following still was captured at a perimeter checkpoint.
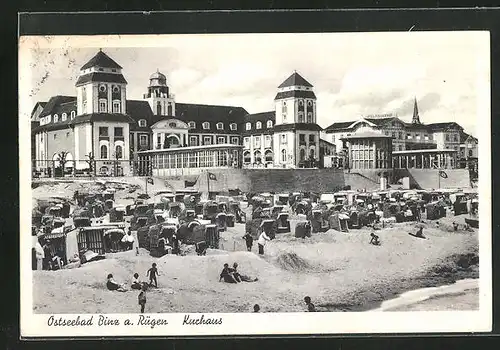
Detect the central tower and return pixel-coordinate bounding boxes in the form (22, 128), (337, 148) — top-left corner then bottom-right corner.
(144, 70), (176, 117)
(274, 71), (317, 125)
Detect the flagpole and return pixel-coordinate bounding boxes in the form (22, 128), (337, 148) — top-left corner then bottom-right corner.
(207, 170), (210, 200)
(145, 176), (148, 196)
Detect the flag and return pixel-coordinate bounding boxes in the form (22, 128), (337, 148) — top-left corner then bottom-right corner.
(208, 172), (217, 181)
(146, 177), (154, 185)
(439, 170), (448, 179)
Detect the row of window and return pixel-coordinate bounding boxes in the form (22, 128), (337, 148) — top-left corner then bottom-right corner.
(244, 135), (272, 148)
(280, 100), (314, 112)
(99, 127), (123, 137)
(245, 120), (273, 131)
(187, 121), (238, 131)
(100, 144), (123, 159)
(187, 136), (239, 146)
(43, 111), (77, 124)
(99, 99), (122, 113)
(243, 150), (274, 164)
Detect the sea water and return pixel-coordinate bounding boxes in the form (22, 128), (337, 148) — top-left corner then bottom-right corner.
(371, 279), (479, 312)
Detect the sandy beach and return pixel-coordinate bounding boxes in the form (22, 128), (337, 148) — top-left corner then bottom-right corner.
(32, 183), (478, 313)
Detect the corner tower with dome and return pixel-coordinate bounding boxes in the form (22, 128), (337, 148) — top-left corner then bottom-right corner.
(143, 70), (176, 117)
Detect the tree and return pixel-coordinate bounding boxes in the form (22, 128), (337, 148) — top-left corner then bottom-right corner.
(85, 152), (95, 175)
(56, 151), (70, 177)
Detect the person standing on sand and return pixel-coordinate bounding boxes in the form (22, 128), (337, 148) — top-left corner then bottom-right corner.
(138, 284), (147, 313)
(253, 304), (260, 312)
(243, 233), (254, 252)
(257, 231), (271, 255)
(147, 263), (160, 288)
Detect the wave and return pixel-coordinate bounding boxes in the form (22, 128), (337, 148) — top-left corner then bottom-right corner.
(371, 278), (479, 311)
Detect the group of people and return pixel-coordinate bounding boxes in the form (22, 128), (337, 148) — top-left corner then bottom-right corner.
(105, 263), (161, 313)
(243, 231), (271, 255)
(219, 262), (258, 283)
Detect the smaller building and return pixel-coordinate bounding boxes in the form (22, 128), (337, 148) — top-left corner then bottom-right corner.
(341, 130), (393, 170)
(137, 144), (242, 177)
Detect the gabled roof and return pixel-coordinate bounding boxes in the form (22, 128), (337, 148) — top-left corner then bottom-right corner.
(426, 122), (463, 131)
(174, 103), (248, 133)
(31, 101), (47, 118)
(75, 72), (127, 86)
(323, 121), (356, 132)
(244, 111), (276, 123)
(278, 72), (313, 88)
(81, 50), (122, 70)
(459, 130), (477, 143)
(39, 96), (77, 118)
(127, 100), (155, 132)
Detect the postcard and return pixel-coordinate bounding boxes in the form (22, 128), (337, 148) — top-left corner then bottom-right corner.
(19, 31), (491, 337)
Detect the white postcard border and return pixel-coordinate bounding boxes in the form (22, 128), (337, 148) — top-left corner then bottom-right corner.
(19, 32), (492, 337)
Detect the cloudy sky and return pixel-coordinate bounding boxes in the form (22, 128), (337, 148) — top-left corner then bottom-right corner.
(19, 32), (489, 136)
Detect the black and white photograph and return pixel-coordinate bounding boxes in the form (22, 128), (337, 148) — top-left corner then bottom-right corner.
(19, 31), (491, 336)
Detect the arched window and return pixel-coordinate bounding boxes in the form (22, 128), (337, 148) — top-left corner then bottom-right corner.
(298, 112), (304, 123)
(254, 150), (262, 164)
(267, 120), (273, 128)
(307, 112), (313, 123)
(243, 151), (251, 164)
(265, 150), (273, 162)
(230, 123), (237, 130)
(167, 103), (173, 116)
(307, 100), (313, 107)
(99, 99), (107, 113)
(216, 122), (224, 130)
(53, 114), (58, 122)
(113, 101), (121, 113)
(115, 145), (123, 159)
(246, 122), (251, 131)
(256, 122), (262, 130)
(156, 102), (162, 115)
(70, 111), (76, 120)
(309, 148), (315, 158)
(299, 100), (304, 106)
(100, 144), (108, 159)
(300, 149), (306, 162)
(202, 122), (210, 130)
(281, 149), (287, 163)
(61, 113), (67, 121)
(188, 121), (196, 129)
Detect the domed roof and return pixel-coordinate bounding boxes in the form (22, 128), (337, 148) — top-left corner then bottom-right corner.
(150, 70), (166, 81)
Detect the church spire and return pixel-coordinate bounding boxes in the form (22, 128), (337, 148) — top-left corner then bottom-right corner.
(412, 97), (421, 124)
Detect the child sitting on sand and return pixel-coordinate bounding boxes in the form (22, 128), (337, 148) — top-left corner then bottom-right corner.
(369, 233), (380, 246)
(232, 263), (258, 282)
(131, 273), (142, 290)
(106, 274), (127, 292)
(219, 263), (238, 283)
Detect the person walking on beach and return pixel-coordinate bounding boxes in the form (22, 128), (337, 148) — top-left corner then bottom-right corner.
(257, 231), (271, 255)
(138, 284), (147, 313)
(147, 263), (160, 288)
(243, 232), (254, 252)
(304, 296), (316, 312)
